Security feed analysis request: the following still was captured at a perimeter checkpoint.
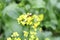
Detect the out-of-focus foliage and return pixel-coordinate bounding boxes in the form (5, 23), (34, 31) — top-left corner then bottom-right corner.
(0, 0), (60, 40)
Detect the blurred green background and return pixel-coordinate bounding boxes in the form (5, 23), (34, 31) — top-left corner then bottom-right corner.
(0, 0), (60, 40)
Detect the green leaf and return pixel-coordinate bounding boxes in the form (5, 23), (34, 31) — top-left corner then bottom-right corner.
(28, 0), (45, 8)
(56, 3), (60, 9)
(50, 0), (57, 6)
(4, 20), (23, 38)
(3, 3), (20, 19)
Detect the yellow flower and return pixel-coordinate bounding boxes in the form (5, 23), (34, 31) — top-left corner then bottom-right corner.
(26, 16), (33, 25)
(39, 28), (43, 32)
(30, 35), (35, 39)
(33, 15), (37, 18)
(17, 18), (20, 24)
(26, 21), (33, 25)
(14, 38), (17, 40)
(29, 38), (32, 40)
(27, 13), (31, 15)
(21, 21), (26, 25)
(14, 38), (21, 40)
(11, 32), (19, 37)
(7, 37), (12, 40)
(39, 14), (44, 21)
(37, 17), (40, 21)
(34, 28), (37, 31)
(36, 37), (39, 40)
(33, 22), (40, 28)
(23, 14), (28, 19)
(17, 13), (44, 27)
(33, 15), (40, 21)
(24, 39), (26, 40)
(23, 31), (28, 37)
(30, 31), (36, 35)
(29, 22), (33, 25)
(19, 15), (24, 20)
(19, 15), (25, 18)
(27, 17), (33, 21)
(29, 38), (34, 40)
(17, 15), (25, 24)
(45, 38), (50, 40)
(17, 17), (22, 21)
(17, 38), (21, 40)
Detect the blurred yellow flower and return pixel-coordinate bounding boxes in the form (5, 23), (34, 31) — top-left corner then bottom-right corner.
(30, 31), (36, 35)
(23, 31), (28, 37)
(29, 22), (33, 25)
(14, 38), (17, 40)
(17, 38), (21, 40)
(27, 21), (32, 25)
(26, 16), (33, 25)
(7, 37), (12, 40)
(17, 13), (44, 28)
(19, 15), (25, 18)
(39, 14), (44, 21)
(29, 38), (32, 40)
(33, 15), (37, 18)
(39, 28), (43, 32)
(45, 38), (50, 40)
(17, 18), (20, 24)
(37, 17), (40, 21)
(11, 32), (19, 37)
(21, 21), (26, 25)
(30, 35), (35, 39)
(14, 38), (21, 40)
(36, 37), (39, 40)
(24, 39), (26, 40)
(33, 22), (40, 28)
(27, 17), (33, 21)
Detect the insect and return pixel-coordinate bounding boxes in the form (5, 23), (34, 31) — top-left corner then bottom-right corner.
(27, 13), (32, 17)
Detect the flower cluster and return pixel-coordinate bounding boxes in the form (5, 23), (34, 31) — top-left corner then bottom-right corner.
(29, 31), (39, 40)
(16, 13), (44, 40)
(17, 13), (33, 25)
(23, 31), (39, 40)
(23, 31), (29, 37)
(17, 13), (44, 31)
(7, 13), (45, 40)
(7, 32), (21, 40)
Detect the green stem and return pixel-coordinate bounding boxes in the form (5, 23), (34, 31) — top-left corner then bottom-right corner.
(28, 26), (30, 40)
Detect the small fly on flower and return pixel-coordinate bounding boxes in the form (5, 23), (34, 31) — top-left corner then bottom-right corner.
(27, 13), (32, 17)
